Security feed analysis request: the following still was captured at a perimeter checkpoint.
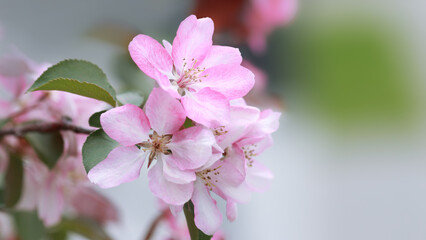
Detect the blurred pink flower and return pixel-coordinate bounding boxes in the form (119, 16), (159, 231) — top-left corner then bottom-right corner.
(88, 88), (218, 206)
(189, 103), (280, 234)
(128, 15), (255, 128)
(18, 155), (118, 226)
(0, 53), (48, 119)
(245, 0), (298, 53)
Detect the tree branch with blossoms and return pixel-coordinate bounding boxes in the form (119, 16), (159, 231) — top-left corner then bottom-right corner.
(0, 13), (282, 240)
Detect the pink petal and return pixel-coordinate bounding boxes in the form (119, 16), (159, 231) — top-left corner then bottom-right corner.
(226, 200), (238, 222)
(230, 98), (247, 106)
(129, 34), (177, 96)
(71, 188), (119, 223)
(192, 179), (222, 235)
(209, 151), (251, 203)
(167, 126), (215, 170)
(37, 176), (64, 226)
(101, 104), (151, 146)
(162, 156), (196, 184)
(245, 160), (274, 192)
(199, 45), (242, 69)
(256, 109), (281, 134)
(145, 88), (186, 135)
(148, 161), (193, 205)
(199, 64), (255, 100)
(216, 105), (260, 149)
(162, 40), (173, 56)
(181, 88), (230, 128)
(237, 134), (274, 156)
(169, 204), (184, 216)
(172, 15), (214, 74)
(88, 146), (146, 188)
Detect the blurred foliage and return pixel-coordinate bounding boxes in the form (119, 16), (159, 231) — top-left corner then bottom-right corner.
(25, 132), (64, 169)
(12, 211), (111, 240)
(265, 17), (415, 131)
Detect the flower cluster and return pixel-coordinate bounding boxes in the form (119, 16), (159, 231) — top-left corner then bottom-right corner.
(0, 53), (118, 227)
(88, 15), (280, 235)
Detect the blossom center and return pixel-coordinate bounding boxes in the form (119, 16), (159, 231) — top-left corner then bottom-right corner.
(213, 126), (228, 136)
(170, 58), (207, 96)
(196, 165), (222, 191)
(242, 144), (257, 167)
(138, 131), (172, 167)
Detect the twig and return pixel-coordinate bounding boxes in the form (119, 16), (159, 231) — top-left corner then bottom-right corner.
(143, 209), (169, 240)
(0, 121), (93, 137)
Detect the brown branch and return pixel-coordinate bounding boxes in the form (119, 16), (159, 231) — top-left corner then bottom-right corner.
(0, 121), (93, 137)
(143, 209), (169, 240)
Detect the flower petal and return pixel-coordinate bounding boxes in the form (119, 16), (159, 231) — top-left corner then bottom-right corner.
(162, 40), (173, 56)
(88, 146), (146, 188)
(254, 109), (281, 135)
(181, 88), (230, 128)
(245, 160), (274, 192)
(167, 126), (215, 170)
(71, 188), (118, 224)
(101, 104), (151, 146)
(129, 34), (177, 96)
(226, 200), (238, 222)
(199, 64), (255, 100)
(172, 15), (214, 74)
(192, 179), (222, 235)
(37, 176), (64, 226)
(148, 161), (193, 205)
(210, 149), (251, 203)
(199, 45), (242, 69)
(145, 88), (186, 135)
(162, 156), (196, 184)
(216, 105), (260, 149)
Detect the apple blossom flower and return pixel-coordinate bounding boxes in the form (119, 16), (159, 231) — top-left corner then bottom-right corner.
(188, 104), (280, 234)
(128, 15), (255, 128)
(88, 88), (218, 206)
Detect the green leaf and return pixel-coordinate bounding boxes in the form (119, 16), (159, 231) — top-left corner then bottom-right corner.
(117, 91), (144, 107)
(5, 154), (24, 208)
(25, 132), (64, 169)
(27, 59), (117, 106)
(82, 129), (118, 173)
(0, 118), (10, 129)
(89, 110), (107, 128)
(13, 211), (46, 240)
(183, 201), (212, 240)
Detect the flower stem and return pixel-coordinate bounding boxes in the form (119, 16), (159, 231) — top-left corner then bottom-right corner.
(143, 209), (168, 240)
(183, 201), (212, 240)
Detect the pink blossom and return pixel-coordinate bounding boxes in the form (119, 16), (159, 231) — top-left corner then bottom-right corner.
(88, 88), (218, 206)
(245, 0), (298, 53)
(18, 155), (118, 227)
(189, 105), (280, 234)
(0, 53), (47, 119)
(128, 15), (255, 128)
